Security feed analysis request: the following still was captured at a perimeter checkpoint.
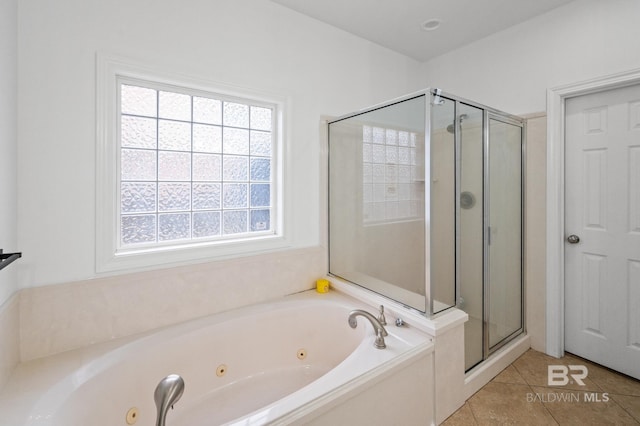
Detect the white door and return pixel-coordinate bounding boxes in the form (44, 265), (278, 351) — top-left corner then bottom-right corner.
(564, 83), (640, 380)
(565, 85), (640, 379)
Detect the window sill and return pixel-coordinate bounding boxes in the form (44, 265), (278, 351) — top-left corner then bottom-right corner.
(97, 234), (291, 275)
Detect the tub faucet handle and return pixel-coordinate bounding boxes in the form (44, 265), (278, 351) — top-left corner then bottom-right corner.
(348, 309), (388, 349)
(378, 305), (387, 326)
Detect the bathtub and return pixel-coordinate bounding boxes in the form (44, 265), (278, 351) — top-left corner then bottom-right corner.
(2, 290), (435, 425)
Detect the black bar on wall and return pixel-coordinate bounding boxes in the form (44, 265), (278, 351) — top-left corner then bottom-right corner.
(0, 249), (22, 272)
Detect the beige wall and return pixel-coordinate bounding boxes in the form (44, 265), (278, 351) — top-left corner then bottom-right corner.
(524, 114), (547, 352)
(18, 247), (325, 362)
(362, 222), (425, 295)
(0, 296), (19, 392)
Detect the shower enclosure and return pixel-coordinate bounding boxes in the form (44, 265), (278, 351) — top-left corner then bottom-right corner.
(328, 89), (524, 371)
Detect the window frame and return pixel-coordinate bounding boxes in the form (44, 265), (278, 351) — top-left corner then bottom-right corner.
(96, 54), (291, 273)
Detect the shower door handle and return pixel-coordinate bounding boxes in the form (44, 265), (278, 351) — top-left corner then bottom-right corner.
(567, 234), (580, 244)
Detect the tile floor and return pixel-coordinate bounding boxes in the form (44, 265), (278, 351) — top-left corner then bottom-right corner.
(443, 349), (640, 425)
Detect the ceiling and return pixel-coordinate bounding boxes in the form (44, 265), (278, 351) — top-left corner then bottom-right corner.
(270, 0), (575, 62)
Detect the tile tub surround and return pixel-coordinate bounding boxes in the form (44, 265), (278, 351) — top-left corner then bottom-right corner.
(523, 113), (547, 353)
(0, 289), (436, 426)
(19, 246), (325, 362)
(0, 294), (20, 391)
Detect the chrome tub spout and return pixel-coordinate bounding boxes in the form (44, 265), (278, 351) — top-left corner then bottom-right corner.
(348, 309), (389, 349)
(154, 374), (185, 426)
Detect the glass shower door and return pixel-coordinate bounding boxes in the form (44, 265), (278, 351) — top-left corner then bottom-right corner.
(487, 117), (523, 350)
(458, 103), (484, 370)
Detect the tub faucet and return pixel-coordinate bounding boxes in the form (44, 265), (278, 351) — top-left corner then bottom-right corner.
(348, 309), (388, 349)
(154, 374), (185, 426)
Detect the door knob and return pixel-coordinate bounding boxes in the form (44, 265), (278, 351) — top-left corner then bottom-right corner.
(567, 235), (580, 244)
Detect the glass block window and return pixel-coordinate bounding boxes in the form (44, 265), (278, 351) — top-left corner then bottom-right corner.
(362, 125), (422, 223)
(119, 82), (274, 247)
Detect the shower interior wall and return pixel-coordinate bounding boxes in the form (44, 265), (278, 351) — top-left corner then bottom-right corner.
(328, 119), (425, 296)
(361, 223), (425, 295)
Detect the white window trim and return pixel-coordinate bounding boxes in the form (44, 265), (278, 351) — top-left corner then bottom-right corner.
(96, 53), (292, 274)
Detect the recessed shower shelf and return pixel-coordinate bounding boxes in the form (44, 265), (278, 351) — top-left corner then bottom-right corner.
(0, 249), (22, 272)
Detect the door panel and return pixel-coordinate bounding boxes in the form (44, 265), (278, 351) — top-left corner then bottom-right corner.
(487, 118), (523, 349)
(565, 84), (640, 380)
(459, 103), (484, 370)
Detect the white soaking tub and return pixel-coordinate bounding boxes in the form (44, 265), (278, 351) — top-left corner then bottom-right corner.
(1, 290), (435, 425)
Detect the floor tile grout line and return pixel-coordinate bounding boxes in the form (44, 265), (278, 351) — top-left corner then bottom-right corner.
(609, 394), (640, 425)
(511, 356), (533, 386)
(606, 391), (640, 397)
(527, 382), (561, 426)
(465, 401), (481, 426)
